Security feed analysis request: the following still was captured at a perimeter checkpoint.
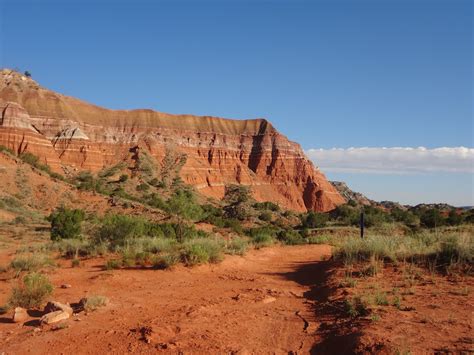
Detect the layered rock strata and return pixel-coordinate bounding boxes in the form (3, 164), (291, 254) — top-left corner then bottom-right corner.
(0, 69), (344, 211)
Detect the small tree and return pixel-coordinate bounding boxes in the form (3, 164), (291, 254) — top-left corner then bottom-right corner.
(24, 70), (32, 78)
(223, 184), (252, 220)
(48, 207), (85, 241)
(301, 211), (328, 228)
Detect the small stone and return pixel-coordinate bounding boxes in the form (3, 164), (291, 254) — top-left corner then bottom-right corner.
(44, 301), (73, 316)
(262, 296), (277, 304)
(12, 307), (28, 323)
(40, 310), (70, 325)
(33, 327), (41, 333)
(60, 284), (72, 289)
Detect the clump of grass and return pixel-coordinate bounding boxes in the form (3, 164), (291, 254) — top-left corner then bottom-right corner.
(225, 237), (248, 256)
(153, 253), (180, 269)
(374, 291), (389, 306)
(251, 233), (274, 248)
(181, 238), (224, 265)
(81, 295), (109, 312)
(71, 258), (80, 268)
(344, 295), (370, 318)
(334, 232), (474, 274)
(10, 253), (55, 273)
(307, 235), (332, 245)
(105, 259), (122, 270)
(7, 272), (53, 308)
(392, 296), (402, 309)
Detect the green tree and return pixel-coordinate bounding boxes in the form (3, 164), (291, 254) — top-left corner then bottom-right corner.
(446, 210), (463, 226)
(301, 211), (328, 228)
(420, 208), (444, 228)
(48, 207), (85, 241)
(223, 184), (252, 220)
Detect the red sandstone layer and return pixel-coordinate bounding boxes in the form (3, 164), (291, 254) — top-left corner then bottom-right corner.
(0, 69), (344, 211)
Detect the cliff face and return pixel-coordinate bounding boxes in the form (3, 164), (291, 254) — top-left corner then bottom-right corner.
(0, 69), (344, 212)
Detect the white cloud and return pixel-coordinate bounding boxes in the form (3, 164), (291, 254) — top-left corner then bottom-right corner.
(305, 147), (474, 174)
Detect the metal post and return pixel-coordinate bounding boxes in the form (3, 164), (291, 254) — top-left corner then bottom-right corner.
(360, 211), (364, 239)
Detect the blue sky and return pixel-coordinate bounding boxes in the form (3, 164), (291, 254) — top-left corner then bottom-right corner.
(1, 0), (472, 205)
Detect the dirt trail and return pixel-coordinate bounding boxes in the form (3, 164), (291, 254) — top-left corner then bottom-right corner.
(0, 245), (333, 354)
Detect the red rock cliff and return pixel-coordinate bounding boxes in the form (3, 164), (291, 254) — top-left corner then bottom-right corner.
(0, 69), (344, 211)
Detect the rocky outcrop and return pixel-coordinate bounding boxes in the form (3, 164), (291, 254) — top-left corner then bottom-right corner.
(0, 69), (344, 211)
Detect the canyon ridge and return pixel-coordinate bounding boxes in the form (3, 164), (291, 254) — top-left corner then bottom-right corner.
(0, 69), (344, 212)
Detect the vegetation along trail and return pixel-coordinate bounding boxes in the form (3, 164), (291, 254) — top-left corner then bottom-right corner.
(0, 244), (334, 354)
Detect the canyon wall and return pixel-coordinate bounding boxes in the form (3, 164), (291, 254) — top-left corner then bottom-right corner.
(0, 69), (344, 211)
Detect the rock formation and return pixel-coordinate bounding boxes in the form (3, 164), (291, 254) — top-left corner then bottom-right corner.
(0, 69), (344, 211)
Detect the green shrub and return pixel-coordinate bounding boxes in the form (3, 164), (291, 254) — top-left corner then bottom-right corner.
(8, 272), (53, 308)
(118, 174), (129, 183)
(166, 189), (204, 221)
(105, 259), (122, 270)
(225, 237), (248, 255)
(307, 235), (332, 245)
(95, 214), (148, 247)
(153, 253), (180, 269)
(0, 145), (14, 155)
(48, 207), (85, 241)
(277, 230), (305, 245)
(223, 184), (252, 220)
(259, 211), (272, 222)
(181, 238), (224, 265)
(301, 211), (328, 228)
(81, 295), (108, 311)
(136, 183), (150, 192)
(253, 201), (280, 212)
(344, 295), (370, 318)
(420, 209), (444, 228)
(334, 232), (473, 273)
(10, 253), (55, 273)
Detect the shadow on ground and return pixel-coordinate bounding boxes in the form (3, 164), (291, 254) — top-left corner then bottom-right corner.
(277, 259), (365, 354)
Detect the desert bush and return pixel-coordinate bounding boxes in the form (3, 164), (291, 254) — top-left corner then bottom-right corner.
(344, 295), (370, 318)
(223, 184), (252, 220)
(98, 163), (126, 178)
(153, 252), (180, 269)
(250, 234), (274, 248)
(301, 211), (328, 228)
(10, 253), (55, 273)
(277, 230), (305, 245)
(81, 295), (109, 312)
(95, 214), (155, 247)
(419, 208), (444, 228)
(334, 232), (473, 273)
(181, 238), (224, 265)
(118, 174), (129, 183)
(166, 189), (203, 221)
(0, 145), (14, 155)
(48, 206), (85, 241)
(225, 237), (248, 255)
(105, 259), (122, 270)
(7, 272), (53, 308)
(136, 183), (150, 192)
(259, 211), (272, 222)
(253, 201), (280, 212)
(307, 235), (332, 245)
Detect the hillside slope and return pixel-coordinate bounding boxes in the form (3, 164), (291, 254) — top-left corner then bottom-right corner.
(0, 69), (344, 212)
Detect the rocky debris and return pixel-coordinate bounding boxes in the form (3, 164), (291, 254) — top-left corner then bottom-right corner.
(40, 310), (70, 325)
(60, 284), (72, 289)
(44, 301), (73, 316)
(12, 307), (28, 323)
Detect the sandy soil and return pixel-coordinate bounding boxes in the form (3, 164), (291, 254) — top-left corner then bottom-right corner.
(0, 245), (334, 354)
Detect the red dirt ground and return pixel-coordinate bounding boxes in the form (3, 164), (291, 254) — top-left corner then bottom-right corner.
(0, 244), (472, 354)
(1, 245), (334, 354)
